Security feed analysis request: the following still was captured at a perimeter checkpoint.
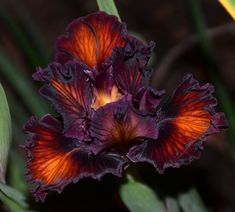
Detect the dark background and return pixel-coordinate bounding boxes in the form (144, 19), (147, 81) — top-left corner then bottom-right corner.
(0, 0), (235, 211)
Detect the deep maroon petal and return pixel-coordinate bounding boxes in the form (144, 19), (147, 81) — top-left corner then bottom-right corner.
(90, 98), (159, 154)
(132, 87), (165, 115)
(34, 61), (93, 139)
(92, 67), (113, 93)
(112, 40), (155, 96)
(23, 114), (127, 202)
(55, 12), (127, 69)
(127, 74), (228, 173)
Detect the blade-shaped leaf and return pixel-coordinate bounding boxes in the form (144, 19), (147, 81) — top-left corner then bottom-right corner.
(0, 192), (25, 212)
(96, 0), (120, 19)
(119, 175), (166, 212)
(0, 183), (28, 209)
(0, 84), (11, 183)
(165, 197), (180, 212)
(178, 188), (207, 212)
(219, 0), (235, 20)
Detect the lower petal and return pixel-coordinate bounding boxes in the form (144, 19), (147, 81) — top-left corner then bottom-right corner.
(127, 74), (228, 173)
(23, 115), (127, 201)
(90, 99), (159, 154)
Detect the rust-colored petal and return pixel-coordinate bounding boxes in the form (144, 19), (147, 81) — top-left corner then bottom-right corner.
(127, 74), (228, 173)
(56, 12), (127, 69)
(34, 62), (93, 139)
(23, 115), (127, 202)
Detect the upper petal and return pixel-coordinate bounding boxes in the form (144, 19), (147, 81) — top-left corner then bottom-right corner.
(34, 62), (93, 139)
(127, 74), (228, 173)
(23, 114), (127, 202)
(55, 12), (127, 69)
(112, 41), (155, 96)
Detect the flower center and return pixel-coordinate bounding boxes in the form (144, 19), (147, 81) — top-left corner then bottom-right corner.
(111, 121), (139, 147)
(91, 85), (123, 110)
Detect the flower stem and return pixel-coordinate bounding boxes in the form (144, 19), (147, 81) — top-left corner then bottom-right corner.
(96, 0), (121, 20)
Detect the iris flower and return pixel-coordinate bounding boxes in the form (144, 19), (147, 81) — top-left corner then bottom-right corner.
(23, 12), (227, 201)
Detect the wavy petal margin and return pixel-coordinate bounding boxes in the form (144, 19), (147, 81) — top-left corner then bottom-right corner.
(23, 114), (127, 202)
(112, 40), (155, 96)
(127, 74), (228, 173)
(24, 11), (228, 201)
(132, 87), (165, 115)
(34, 62), (93, 139)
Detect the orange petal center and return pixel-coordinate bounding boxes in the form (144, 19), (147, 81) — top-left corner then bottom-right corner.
(91, 85), (123, 110)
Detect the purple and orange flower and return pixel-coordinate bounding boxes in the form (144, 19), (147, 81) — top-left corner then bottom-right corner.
(23, 12), (228, 201)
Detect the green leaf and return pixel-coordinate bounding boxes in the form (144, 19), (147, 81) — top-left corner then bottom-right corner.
(119, 175), (166, 212)
(0, 84), (11, 183)
(219, 0), (235, 20)
(0, 192), (25, 212)
(97, 0), (120, 19)
(0, 182), (28, 212)
(178, 188), (207, 212)
(0, 85), (28, 212)
(165, 197), (180, 212)
(0, 183), (28, 209)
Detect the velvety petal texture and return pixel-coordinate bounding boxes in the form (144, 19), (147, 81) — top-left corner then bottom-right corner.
(34, 62), (93, 139)
(90, 98), (159, 154)
(127, 74), (228, 173)
(132, 87), (165, 115)
(56, 12), (127, 69)
(24, 115), (127, 201)
(24, 12), (228, 201)
(112, 41), (154, 96)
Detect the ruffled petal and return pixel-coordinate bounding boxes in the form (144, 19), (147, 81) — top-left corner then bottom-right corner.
(90, 98), (159, 154)
(23, 114), (127, 202)
(127, 74), (228, 173)
(132, 87), (165, 115)
(56, 12), (127, 69)
(34, 62), (93, 139)
(112, 41), (155, 96)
